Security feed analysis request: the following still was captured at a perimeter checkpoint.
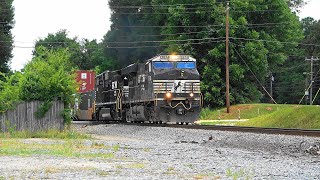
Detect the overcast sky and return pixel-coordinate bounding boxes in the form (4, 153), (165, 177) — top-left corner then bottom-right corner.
(10, 0), (320, 71)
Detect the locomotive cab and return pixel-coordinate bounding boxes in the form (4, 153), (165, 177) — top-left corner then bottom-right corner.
(150, 54), (202, 123)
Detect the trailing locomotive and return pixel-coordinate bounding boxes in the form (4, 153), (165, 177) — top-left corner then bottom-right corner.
(76, 54), (202, 124)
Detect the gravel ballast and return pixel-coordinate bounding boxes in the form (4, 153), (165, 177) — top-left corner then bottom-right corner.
(1, 124), (320, 179)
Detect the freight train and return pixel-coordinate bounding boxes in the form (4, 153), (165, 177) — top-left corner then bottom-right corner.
(74, 54), (202, 124)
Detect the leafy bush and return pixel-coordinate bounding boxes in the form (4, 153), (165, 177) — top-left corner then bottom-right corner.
(0, 47), (78, 123)
(0, 72), (22, 112)
(18, 47), (78, 122)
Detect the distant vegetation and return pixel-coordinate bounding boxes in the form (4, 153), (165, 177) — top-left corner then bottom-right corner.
(200, 104), (320, 129)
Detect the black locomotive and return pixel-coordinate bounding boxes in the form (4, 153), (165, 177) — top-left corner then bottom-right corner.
(76, 54), (202, 124)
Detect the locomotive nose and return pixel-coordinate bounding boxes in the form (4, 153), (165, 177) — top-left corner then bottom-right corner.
(176, 107), (185, 115)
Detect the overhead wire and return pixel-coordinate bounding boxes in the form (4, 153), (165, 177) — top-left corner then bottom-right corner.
(110, 2), (224, 8)
(7, 39), (226, 49)
(110, 2), (284, 8)
(298, 67), (320, 104)
(231, 42), (277, 104)
(231, 37), (320, 47)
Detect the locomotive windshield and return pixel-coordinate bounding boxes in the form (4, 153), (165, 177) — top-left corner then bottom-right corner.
(153, 62), (174, 69)
(176, 62), (196, 69)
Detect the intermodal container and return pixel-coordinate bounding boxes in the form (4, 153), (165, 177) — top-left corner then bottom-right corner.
(76, 70), (95, 93)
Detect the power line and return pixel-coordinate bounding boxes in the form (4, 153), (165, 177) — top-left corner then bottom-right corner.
(104, 37), (225, 44)
(4, 37), (225, 45)
(110, 2), (285, 9)
(8, 39), (225, 49)
(113, 9), (282, 15)
(231, 42), (277, 104)
(110, 2), (224, 8)
(115, 22), (291, 28)
(231, 37), (320, 47)
(114, 11), (217, 15)
(231, 42), (307, 59)
(135, 30), (212, 37)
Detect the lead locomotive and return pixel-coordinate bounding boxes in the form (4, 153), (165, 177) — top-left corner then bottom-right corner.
(78, 54), (202, 124)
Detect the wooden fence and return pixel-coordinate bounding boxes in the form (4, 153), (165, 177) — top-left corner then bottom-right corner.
(0, 101), (65, 132)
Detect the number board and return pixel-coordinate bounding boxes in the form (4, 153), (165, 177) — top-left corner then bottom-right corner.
(160, 55), (170, 60)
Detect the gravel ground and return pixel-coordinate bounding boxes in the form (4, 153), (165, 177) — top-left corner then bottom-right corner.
(1, 124), (320, 179)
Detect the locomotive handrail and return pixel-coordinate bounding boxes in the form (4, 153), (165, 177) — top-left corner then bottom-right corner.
(154, 82), (165, 108)
(200, 93), (204, 107)
(116, 89), (124, 112)
(114, 89), (122, 112)
(169, 101), (192, 110)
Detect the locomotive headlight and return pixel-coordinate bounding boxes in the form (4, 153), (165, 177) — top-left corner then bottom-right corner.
(189, 93), (194, 97)
(165, 92), (172, 99)
(169, 54), (179, 61)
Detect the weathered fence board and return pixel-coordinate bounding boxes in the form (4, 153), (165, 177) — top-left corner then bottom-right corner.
(0, 101), (64, 132)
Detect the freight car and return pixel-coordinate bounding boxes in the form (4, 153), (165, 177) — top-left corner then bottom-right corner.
(76, 54), (202, 124)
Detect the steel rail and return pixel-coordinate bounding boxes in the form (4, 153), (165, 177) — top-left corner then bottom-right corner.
(72, 121), (320, 137)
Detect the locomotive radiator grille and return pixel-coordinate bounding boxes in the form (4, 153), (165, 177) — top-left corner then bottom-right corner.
(153, 80), (200, 94)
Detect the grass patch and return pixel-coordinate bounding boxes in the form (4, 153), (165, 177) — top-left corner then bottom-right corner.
(226, 168), (253, 180)
(200, 104), (320, 129)
(0, 129), (90, 139)
(200, 104), (284, 120)
(238, 105), (320, 129)
(0, 139), (116, 159)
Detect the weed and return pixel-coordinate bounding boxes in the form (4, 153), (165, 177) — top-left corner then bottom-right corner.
(186, 164), (194, 169)
(143, 148), (150, 152)
(226, 168), (251, 180)
(128, 163), (145, 169)
(92, 142), (106, 148)
(163, 167), (177, 175)
(5, 120), (16, 136)
(44, 167), (60, 174)
(194, 173), (216, 179)
(112, 144), (120, 152)
(0, 176), (4, 180)
(116, 165), (123, 169)
(97, 170), (109, 177)
(44, 167), (60, 179)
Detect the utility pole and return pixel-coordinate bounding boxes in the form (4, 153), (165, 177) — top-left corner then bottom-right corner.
(225, 1), (230, 113)
(306, 56), (319, 105)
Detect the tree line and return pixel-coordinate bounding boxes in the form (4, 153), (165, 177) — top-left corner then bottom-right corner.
(0, 0), (320, 113)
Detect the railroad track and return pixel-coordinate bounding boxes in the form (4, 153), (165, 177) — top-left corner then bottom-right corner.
(72, 121), (320, 137)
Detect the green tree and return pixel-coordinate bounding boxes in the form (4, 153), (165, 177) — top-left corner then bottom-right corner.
(151, 0), (303, 106)
(34, 30), (83, 68)
(0, 0), (14, 73)
(301, 17), (320, 56)
(81, 39), (118, 73)
(34, 30), (117, 71)
(103, 0), (161, 66)
(20, 47), (77, 103)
